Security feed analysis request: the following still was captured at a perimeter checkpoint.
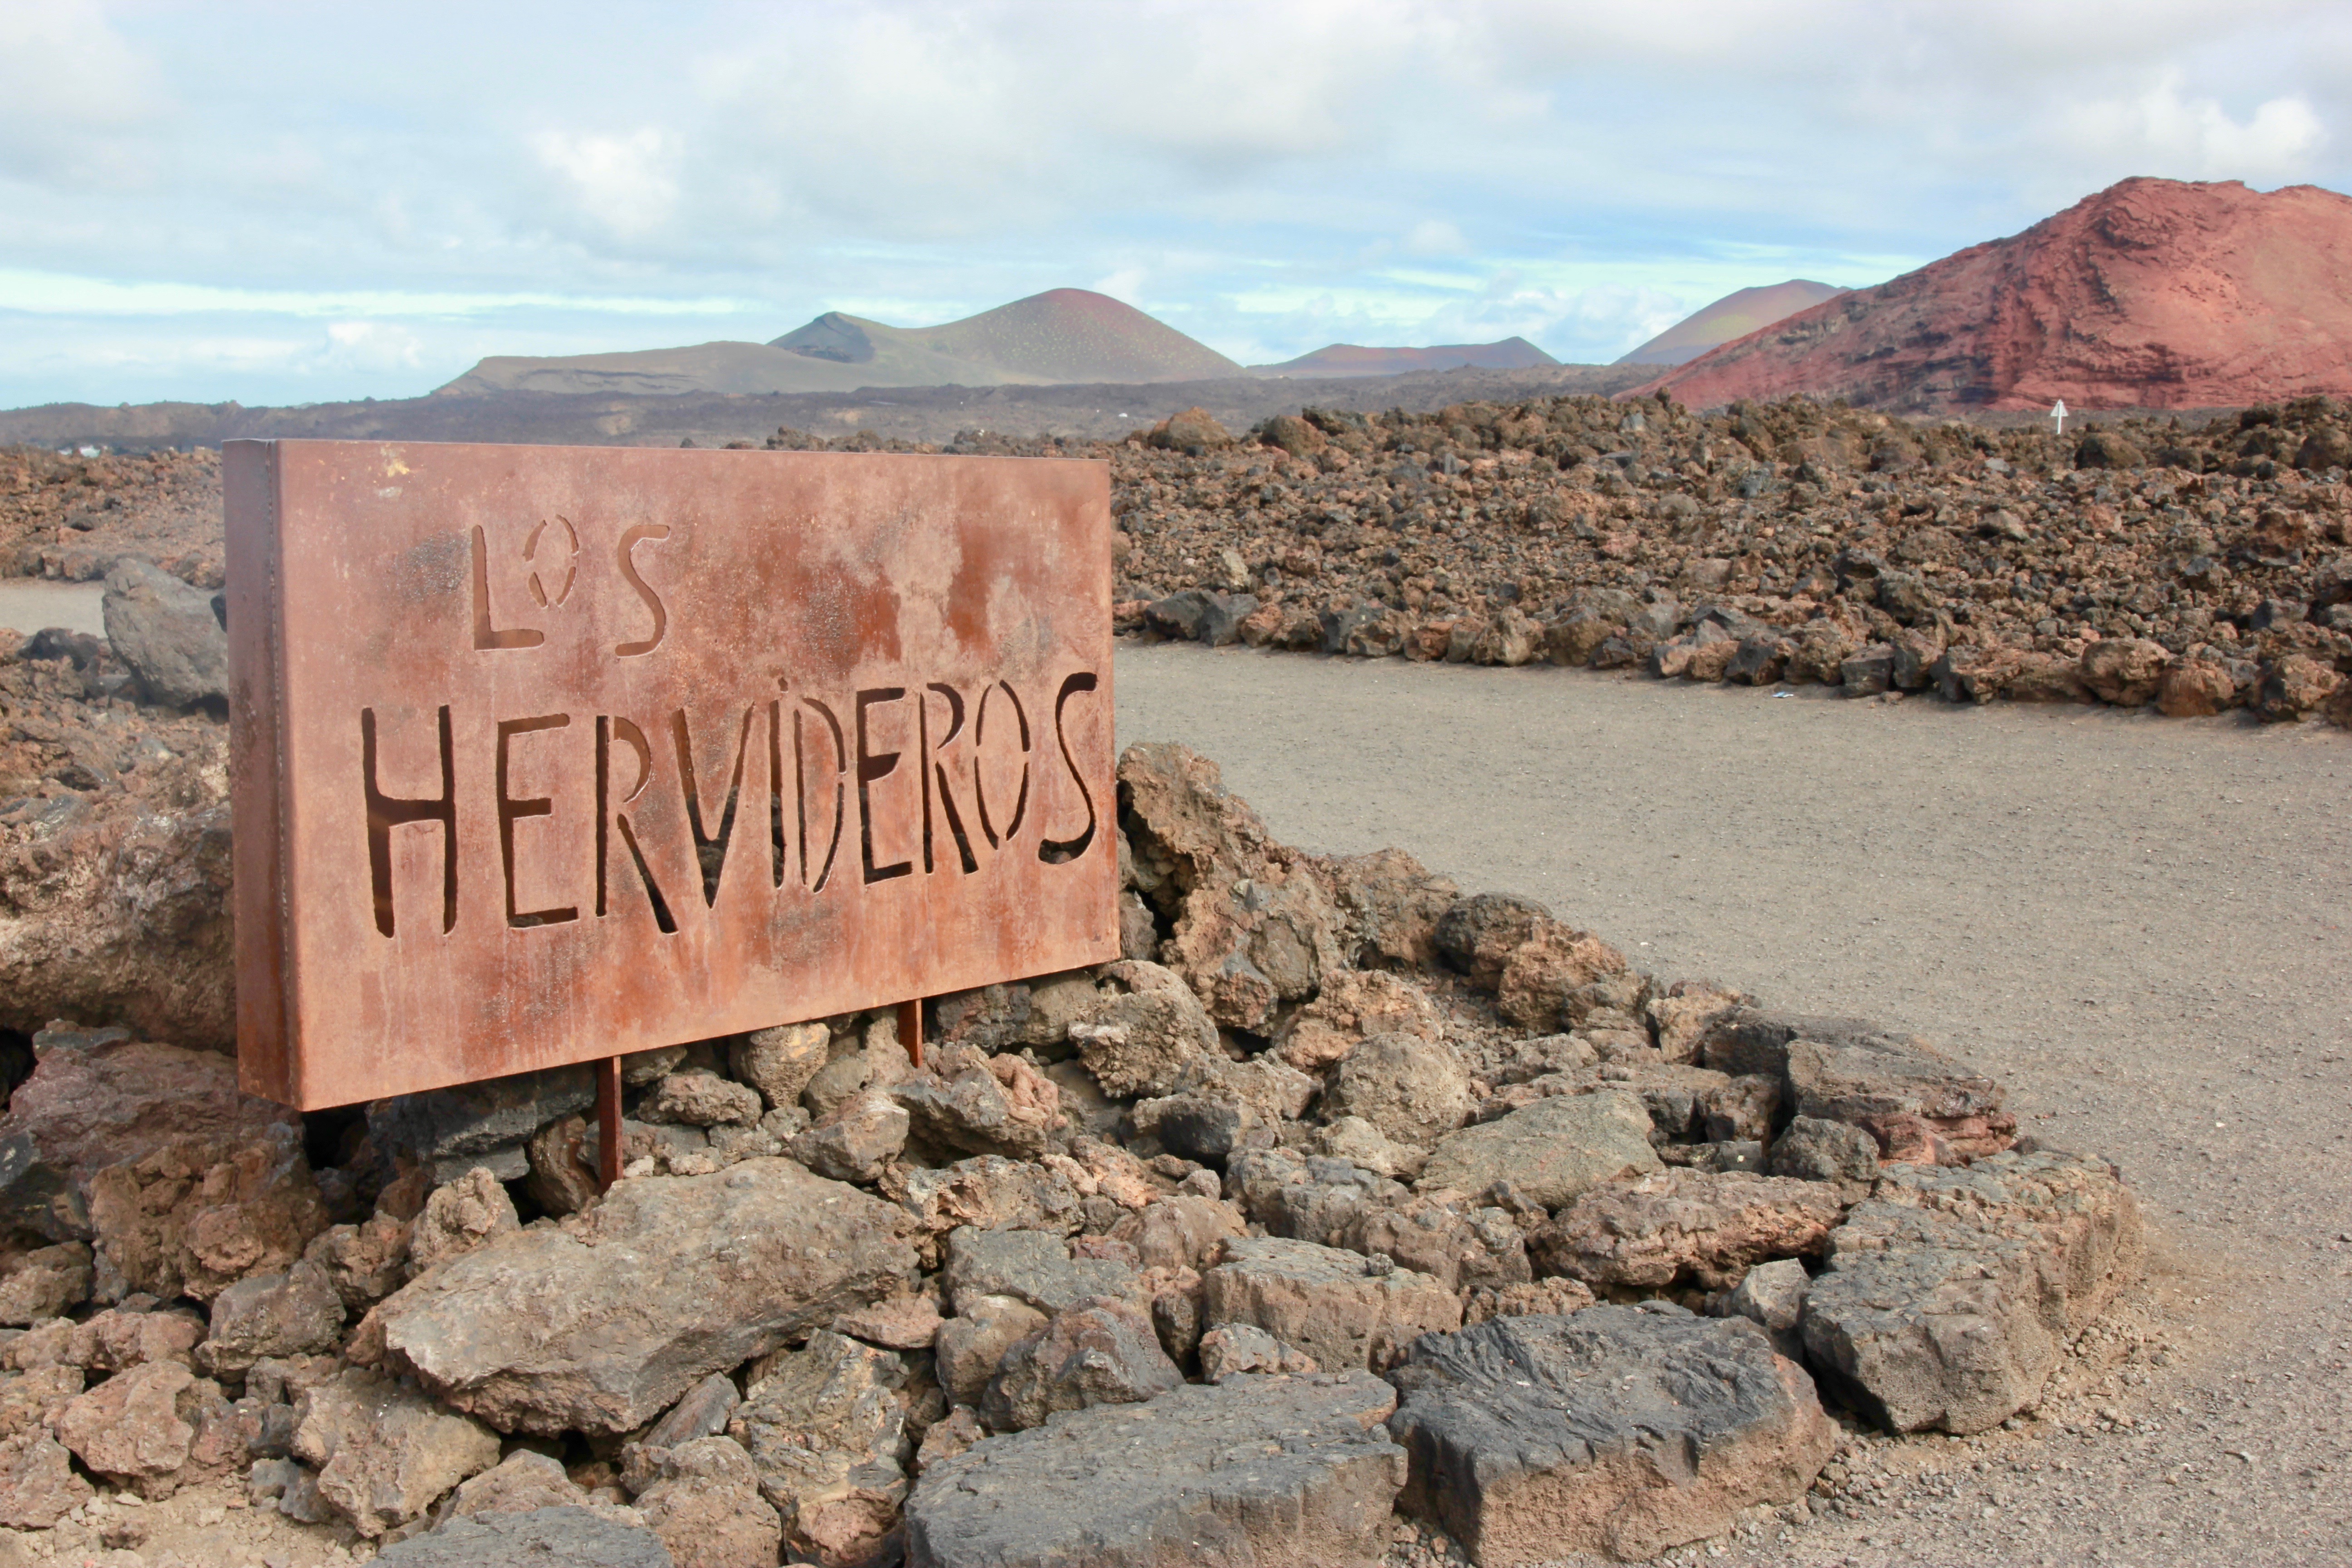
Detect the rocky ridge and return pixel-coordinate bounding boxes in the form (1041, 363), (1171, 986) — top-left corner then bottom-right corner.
(0, 707), (2146, 1563)
(18, 383), (2352, 733)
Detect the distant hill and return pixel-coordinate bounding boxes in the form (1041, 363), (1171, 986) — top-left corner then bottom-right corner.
(1636, 178), (2352, 412)
(1614, 281), (1847, 367)
(1251, 338), (1558, 378)
(437, 288), (1241, 397)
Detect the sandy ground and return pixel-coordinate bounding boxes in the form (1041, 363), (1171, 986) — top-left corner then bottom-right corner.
(1117, 642), (2352, 1568)
(0, 579), (104, 638)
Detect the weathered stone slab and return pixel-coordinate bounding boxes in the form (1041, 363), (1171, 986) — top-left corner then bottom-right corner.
(1800, 1149), (2141, 1434)
(1203, 1236), (1460, 1373)
(1531, 1168), (1844, 1291)
(904, 1372), (1405, 1568)
(0, 1038), (293, 1241)
(1386, 1304), (1836, 1564)
(377, 1159), (916, 1435)
(379, 1504), (676, 1567)
(1417, 1091), (1661, 1209)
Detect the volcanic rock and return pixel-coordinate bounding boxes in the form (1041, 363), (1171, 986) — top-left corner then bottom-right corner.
(983, 1296), (1182, 1431)
(1801, 1149), (2143, 1433)
(86, 1123), (332, 1303)
(904, 1372), (1404, 1568)
(1323, 1031), (1472, 1147)
(200, 1258), (346, 1376)
(1530, 1169), (1844, 1291)
(101, 558), (228, 708)
(291, 1366), (501, 1535)
(375, 1160), (917, 1435)
(378, 1506), (677, 1568)
(1416, 1091), (1662, 1209)
(728, 1330), (909, 1566)
(627, 1436), (783, 1568)
(0, 1037), (292, 1240)
(1201, 1236), (1460, 1372)
(1386, 1304), (1835, 1564)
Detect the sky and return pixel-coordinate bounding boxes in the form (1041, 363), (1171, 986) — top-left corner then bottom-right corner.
(1, 0), (2347, 410)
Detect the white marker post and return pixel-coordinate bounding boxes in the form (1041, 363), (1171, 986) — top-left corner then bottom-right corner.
(2051, 399), (2068, 438)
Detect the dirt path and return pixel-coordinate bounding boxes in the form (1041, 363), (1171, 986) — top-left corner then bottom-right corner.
(1117, 643), (2352, 1567)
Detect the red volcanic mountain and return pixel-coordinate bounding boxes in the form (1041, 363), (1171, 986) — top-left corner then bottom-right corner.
(1637, 178), (2352, 412)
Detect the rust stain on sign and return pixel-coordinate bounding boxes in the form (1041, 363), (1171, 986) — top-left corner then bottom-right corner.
(225, 439), (1116, 1109)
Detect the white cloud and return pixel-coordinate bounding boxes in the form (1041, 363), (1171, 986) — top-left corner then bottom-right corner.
(2057, 71), (2325, 182)
(1403, 220), (1470, 257)
(0, 0), (166, 183)
(530, 127), (682, 240)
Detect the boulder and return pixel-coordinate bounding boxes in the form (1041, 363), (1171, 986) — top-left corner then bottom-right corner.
(1128, 1194), (1248, 1274)
(1202, 1236), (1460, 1372)
(730, 1021), (831, 1110)
(905, 1372), (1404, 1568)
(1433, 893), (1553, 990)
(1341, 1193), (1530, 1294)
(1460, 1277), (1597, 1326)
(881, 1157), (1083, 1247)
(0, 1241), (91, 1324)
(1417, 1091), (1661, 1209)
(1068, 960), (1219, 1099)
(1767, 1116), (1882, 1196)
(1117, 745), (1344, 1033)
(1225, 1148), (1405, 1248)
(200, 1258), (346, 1376)
(1274, 969), (1441, 1072)
(368, 1064), (595, 1185)
(0, 1432), (90, 1529)
(1197, 1323), (1318, 1380)
(1646, 984), (1745, 1064)
(376, 1159), (917, 1435)
(63, 1303), (204, 1374)
(1312, 1116), (1429, 1181)
(303, 1210), (414, 1310)
(941, 1226), (1137, 1318)
(983, 1296), (1182, 1432)
(1718, 1257), (1810, 1362)
(1787, 1031), (2015, 1163)
(1530, 1169), (1844, 1291)
(1387, 1305), (1836, 1564)
(629, 1436), (784, 1568)
(0, 1367), (83, 1444)
(102, 558), (228, 707)
(1147, 407), (1233, 452)
(2157, 657), (2239, 716)
(642, 1372), (744, 1450)
(407, 1166), (521, 1275)
(1801, 1149), (2143, 1434)
(2254, 653), (2343, 721)
(894, 1049), (1063, 1161)
(56, 1358), (236, 1497)
(441, 1449), (591, 1519)
(0, 1038), (290, 1240)
(730, 1331), (908, 1566)
(2079, 637), (2172, 705)
(1323, 1032), (1472, 1147)
(1313, 848), (1460, 970)
(86, 1123), (332, 1302)
(639, 1069), (763, 1128)
(380, 1505), (676, 1568)
(292, 1366), (501, 1535)
(935, 1295), (1049, 1409)
(793, 1089), (913, 1183)
(1495, 924), (1632, 1034)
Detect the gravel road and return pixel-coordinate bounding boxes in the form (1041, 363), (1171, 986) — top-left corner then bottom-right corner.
(1117, 642), (2352, 1568)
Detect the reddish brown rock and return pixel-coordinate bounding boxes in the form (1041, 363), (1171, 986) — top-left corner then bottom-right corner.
(86, 1124), (332, 1303)
(1531, 1169), (1846, 1291)
(0, 1037), (294, 1241)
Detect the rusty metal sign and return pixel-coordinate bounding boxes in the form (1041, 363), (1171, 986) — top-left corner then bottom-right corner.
(225, 439), (1115, 1109)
